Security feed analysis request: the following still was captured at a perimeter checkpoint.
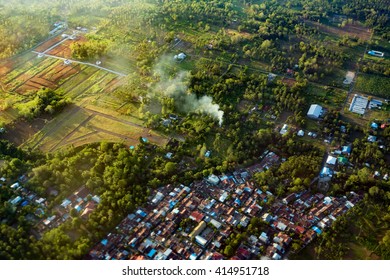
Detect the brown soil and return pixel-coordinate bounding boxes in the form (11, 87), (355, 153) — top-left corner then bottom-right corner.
(35, 36), (63, 52)
(281, 78), (297, 87)
(1, 116), (52, 146)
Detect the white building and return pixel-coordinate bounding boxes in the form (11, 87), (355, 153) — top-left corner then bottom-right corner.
(307, 104), (323, 119)
(326, 155), (337, 165)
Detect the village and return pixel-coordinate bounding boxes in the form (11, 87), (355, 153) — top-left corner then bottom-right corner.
(88, 150), (362, 260)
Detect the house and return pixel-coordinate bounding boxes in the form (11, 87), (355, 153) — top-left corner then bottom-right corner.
(297, 130), (304, 137)
(262, 213), (272, 223)
(320, 167), (333, 178)
(371, 122), (379, 130)
(207, 174), (220, 185)
(307, 104), (323, 119)
(268, 73), (277, 82)
(367, 135), (377, 143)
(338, 157), (348, 165)
(174, 53), (186, 61)
(283, 193), (297, 204)
(369, 99), (382, 109)
(195, 235), (208, 247)
(189, 221), (206, 239)
(326, 155), (337, 165)
(341, 145), (352, 155)
(189, 210), (204, 223)
(165, 152), (173, 159)
(280, 124), (288, 135)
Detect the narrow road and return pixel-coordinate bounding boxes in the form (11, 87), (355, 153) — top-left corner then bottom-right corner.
(32, 51), (128, 77)
(41, 37), (70, 54)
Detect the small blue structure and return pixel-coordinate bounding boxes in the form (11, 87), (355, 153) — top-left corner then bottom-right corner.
(141, 137), (148, 143)
(21, 201), (29, 207)
(101, 239), (108, 246)
(320, 167), (333, 178)
(129, 146), (135, 150)
(312, 226), (322, 235)
(371, 122), (379, 130)
(147, 249), (157, 258)
(342, 145), (352, 154)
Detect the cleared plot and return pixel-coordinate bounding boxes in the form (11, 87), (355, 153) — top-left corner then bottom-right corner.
(0, 52), (36, 77)
(35, 35), (64, 53)
(305, 20), (372, 41)
(23, 106), (91, 151)
(306, 84), (347, 110)
(24, 104), (168, 152)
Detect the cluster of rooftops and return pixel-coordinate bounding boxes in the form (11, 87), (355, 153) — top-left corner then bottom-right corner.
(88, 151), (362, 260)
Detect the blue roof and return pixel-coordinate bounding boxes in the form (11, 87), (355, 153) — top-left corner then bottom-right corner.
(147, 249), (157, 258)
(312, 226), (322, 235)
(371, 123), (379, 129)
(75, 205), (82, 212)
(129, 146), (135, 149)
(234, 198), (241, 205)
(342, 146), (351, 153)
(21, 201), (29, 207)
(139, 211), (147, 217)
(101, 239), (108, 246)
(141, 137), (148, 143)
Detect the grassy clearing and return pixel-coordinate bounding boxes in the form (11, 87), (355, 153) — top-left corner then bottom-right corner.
(23, 106), (91, 151)
(305, 84), (347, 110)
(355, 74), (390, 98)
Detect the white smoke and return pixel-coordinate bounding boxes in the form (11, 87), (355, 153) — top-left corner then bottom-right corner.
(150, 56), (224, 126)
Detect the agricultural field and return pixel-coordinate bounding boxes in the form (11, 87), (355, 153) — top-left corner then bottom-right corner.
(354, 74), (390, 99)
(0, 28), (168, 152)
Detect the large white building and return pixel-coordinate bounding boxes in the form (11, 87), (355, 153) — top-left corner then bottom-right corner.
(307, 104), (323, 119)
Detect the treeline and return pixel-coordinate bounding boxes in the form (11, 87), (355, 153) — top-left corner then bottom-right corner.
(70, 35), (110, 60)
(18, 88), (69, 120)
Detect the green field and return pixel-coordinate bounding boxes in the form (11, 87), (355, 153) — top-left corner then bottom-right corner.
(355, 74), (390, 98)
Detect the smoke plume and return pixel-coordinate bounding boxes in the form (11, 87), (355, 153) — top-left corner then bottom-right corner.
(150, 56), (224, 126)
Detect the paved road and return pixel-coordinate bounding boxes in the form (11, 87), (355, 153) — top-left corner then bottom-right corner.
(32, 51), (127, 77)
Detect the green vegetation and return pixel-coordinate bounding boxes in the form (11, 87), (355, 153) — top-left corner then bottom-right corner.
(355, 74), (390, 98)
(0, 0), (389, 260)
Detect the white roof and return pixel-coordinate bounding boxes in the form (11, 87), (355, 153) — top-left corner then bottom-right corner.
(326, 155), (337, 165)
(307, 104), (322, 118)
(349, 94), (368, 115)
(297, 130), (304, 136)
(280, 124), (288, 135)
(195, 235), (207, 246)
